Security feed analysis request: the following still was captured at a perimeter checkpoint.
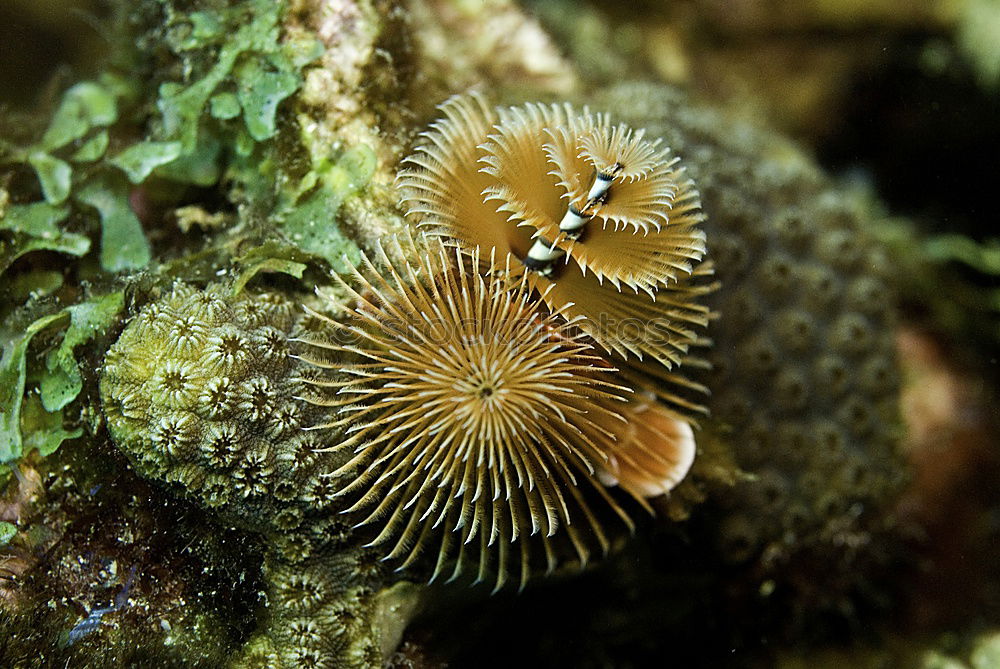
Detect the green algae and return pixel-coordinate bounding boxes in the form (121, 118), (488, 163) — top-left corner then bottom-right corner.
(0, 202), (90, 275)
(234, 57), (301, 142)
(970, 633), (1000, 669)
(15, 78), (123, 205)
(71, 132), (111, 164)
(873, 219), (1000, 344)
(110, 141), (183, 184)
(38, 82), (119, 152)
(273, 144), (374, 270)
(210, 93), (242, 121)
(156, 0), (322, 153)
(0, 0), (328, 291)
(0, 0), (366, 308)
(27, 152), (73, 205)
(0, 311), (67, 463)
(924, 234), (1000, 276)
(0, 74), (150, 275)
(232, 241), (310, 294)
(76, 176), (152, 272)
(0, 291), (122, 464)
(145, 0), (366, 275)
(21, 395), (83, 458)
(959, 0), (1000, 89)
(0, 521), (14, 547)
(278, 186), (364, 271)
(39, 292), (126, 413)
(22, 79), (120, 205)
(154, 134), (223, 187)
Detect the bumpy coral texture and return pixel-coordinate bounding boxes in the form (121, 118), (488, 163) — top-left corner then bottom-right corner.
(101, 284), (361, 554)
(100, 283), (387, 669)
(596, 83), (904, 576)
(103, 286), (298, 508)
(231, 551), (382, 669)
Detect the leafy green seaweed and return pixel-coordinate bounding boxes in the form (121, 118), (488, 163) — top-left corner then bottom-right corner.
(0, 290), (123, 464)
(0, 0), (353, 473)
(923, 235), (1000, 276)
(40, 291), (125, 412)
(157, 0), (320, 157)
(71, 131), (110, 163)
(232, 241), (314, 293)
(38, 81), (118, 152)
(277, 145), (374, 270)
(874, 219), (1000, 344)
(235, 57), (301, 141)
(0, 202), (90, 275)
(0, 311), (67, 463)
(111, 141), (183, 184)
(1, 74), (141, 278)
(76, 176), (152, 272)
(22, 395), (83, 458)
(27, 152), (73, 205)
(20, 79), (122, 205)
(959, 0), (1000, 89)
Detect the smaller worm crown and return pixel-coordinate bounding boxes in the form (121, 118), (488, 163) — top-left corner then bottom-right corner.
(397, 92), (711, 368)
(398, 92), (705, 293)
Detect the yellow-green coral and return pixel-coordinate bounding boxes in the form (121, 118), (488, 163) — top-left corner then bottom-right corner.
(101, 283), (318, 514)
(231, 551), (393, 669)
(99, 282), (427, 667)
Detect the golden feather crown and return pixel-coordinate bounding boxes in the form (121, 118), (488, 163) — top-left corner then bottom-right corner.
(397, 92), (710, 368)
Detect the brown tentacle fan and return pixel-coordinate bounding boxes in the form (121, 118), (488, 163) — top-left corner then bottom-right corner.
(294, 234), (698, 591)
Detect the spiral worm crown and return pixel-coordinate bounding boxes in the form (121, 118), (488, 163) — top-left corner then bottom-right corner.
(397, 93), (711, 368)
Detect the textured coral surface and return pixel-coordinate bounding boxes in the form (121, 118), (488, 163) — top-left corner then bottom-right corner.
(99, 282), (394, 668)
(596, 83), (904, 570)
(102, 284), (306, 512)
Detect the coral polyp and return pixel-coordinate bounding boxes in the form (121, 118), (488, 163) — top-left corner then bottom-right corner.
(99, 283), (322, 522)
(397, 93), (711, 368)
(296, 235), (696, 589)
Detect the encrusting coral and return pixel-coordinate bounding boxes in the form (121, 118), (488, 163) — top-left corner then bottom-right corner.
(98, 281), (407, 668)
(100, 283), (308, 517)
(229, 549), (393, 669)
(592, 82), (906, 623)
